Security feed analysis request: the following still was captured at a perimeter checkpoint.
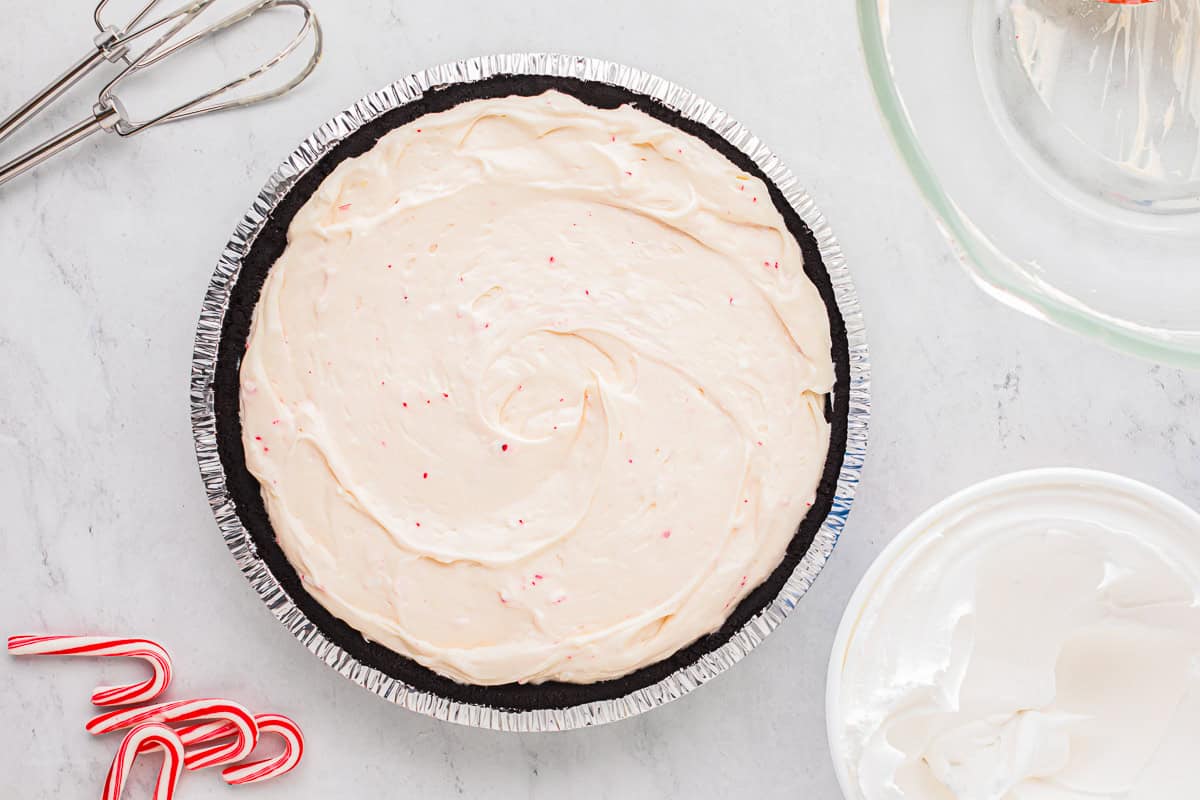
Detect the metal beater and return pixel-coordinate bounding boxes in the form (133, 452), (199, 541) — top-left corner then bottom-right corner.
(0, 0), (323, 188)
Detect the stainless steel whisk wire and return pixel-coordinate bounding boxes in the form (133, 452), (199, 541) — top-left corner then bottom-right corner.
(0, 0), (195, 146)
(0, 0), (323, 188)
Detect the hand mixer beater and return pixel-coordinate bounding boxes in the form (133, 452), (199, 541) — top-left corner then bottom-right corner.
(0, 0), (323, 188)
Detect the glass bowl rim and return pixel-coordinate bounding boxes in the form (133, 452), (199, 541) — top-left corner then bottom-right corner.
(856, 0), (1200, 369)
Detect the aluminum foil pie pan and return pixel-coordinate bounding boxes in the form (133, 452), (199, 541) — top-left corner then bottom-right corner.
(190, 53), (871, 731)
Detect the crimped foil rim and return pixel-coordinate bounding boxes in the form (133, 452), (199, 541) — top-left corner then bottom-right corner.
(189, 53), (871, 731)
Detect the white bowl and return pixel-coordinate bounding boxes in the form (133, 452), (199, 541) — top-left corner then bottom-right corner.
(825, 467), (1200, 798)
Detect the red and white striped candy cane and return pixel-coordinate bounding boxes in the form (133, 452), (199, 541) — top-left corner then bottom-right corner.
(87, 698), (259, 771)
(7, 635), (173, 706)
(102, 722), (185, 800)
(176, 713), (304, 785)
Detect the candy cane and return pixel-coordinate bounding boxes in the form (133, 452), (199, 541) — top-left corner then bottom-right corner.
(172, 719), (233, 747)
(102, 723), (185, 800)
(7, 635), (173, 706)
(87, 698), (259, 771)
(176, 713), (304, 785)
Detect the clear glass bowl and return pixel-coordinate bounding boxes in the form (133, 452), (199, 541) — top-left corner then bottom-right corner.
(859, 0), (1200, 367)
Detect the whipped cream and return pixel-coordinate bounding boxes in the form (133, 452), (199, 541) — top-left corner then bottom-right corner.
(830, 473), (1200, 800)
(239, 90), (834, 685)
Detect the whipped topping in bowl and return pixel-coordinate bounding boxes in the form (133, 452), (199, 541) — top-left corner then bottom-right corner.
(828, 469), (1200, 800)
(238, 89), (837, 687)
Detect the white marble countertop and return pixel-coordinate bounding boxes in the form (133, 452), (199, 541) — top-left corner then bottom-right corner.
(2, 1), (1199, 797)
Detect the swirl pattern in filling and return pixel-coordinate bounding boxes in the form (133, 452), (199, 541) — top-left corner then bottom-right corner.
(240, 90), (834, 685)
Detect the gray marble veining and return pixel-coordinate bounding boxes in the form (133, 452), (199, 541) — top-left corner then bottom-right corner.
(2, 1), (1199, 798)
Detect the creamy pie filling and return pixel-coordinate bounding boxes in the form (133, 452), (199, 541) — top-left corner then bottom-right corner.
(240, 90), (834, 685)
